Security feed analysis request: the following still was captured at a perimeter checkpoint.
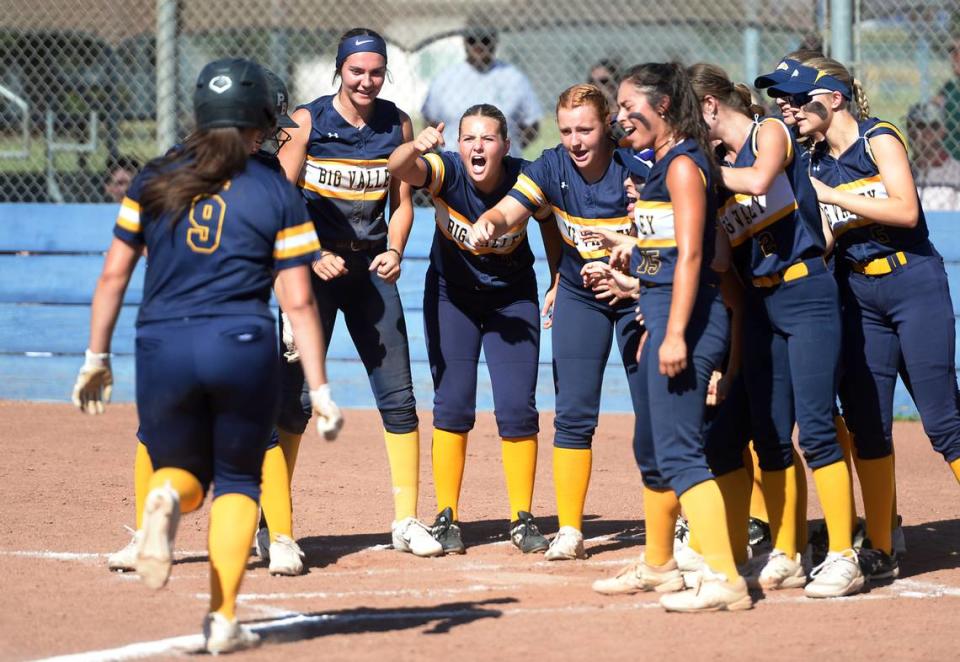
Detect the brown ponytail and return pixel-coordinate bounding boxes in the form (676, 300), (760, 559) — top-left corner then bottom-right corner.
(688, 63), (764, 118)
(140, 128), (250, 224)
(852, 79), (871, 120)
(734, 83), (766, 117)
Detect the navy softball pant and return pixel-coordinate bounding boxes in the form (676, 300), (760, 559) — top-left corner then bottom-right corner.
(633, 281), (730, 496)
(136, 315), (279, 501)
(423, 270), (539, 437)
(839, 250), (960, 462)
(703, 374), (752, 478)
(277, 250), (418, 435)
(742, 262), (844, 471)
(551, 280), (643, 449)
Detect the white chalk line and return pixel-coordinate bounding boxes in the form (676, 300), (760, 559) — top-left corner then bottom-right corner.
(0, 530), (637, 566)
(32, 576), (960, 662)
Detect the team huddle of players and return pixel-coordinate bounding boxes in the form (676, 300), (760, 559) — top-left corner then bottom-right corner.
(72, 27), (960, 654)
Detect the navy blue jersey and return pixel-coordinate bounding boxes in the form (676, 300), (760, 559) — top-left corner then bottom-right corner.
(507, 144), (633, 290)
(718, 118), (825, 278)
(810, 117), (929, 265)
(421, 151), (536, 289)
(297, 95), (403, 243)
(114, 157), (319, 324)
(632, 139), (717, 286)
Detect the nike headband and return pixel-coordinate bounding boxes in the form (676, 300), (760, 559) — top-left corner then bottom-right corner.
(336, 34), (388, 71)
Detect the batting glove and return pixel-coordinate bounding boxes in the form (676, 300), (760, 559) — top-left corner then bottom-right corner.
(280, 311), (300, 363)
(310, 384), (343, 441)
(72, 349), (113, 415)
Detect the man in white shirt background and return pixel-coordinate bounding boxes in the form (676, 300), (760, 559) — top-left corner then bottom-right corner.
(421, 25), (542, 158)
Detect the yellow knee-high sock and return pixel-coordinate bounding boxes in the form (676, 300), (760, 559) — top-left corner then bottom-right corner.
(643, 487), (680, 567)
(746, 443), (768, 523)
(857, 455), (894, 554)
(679, 481), (739, 580)
(134, 441), (153, 530)
(950, 458), (960, 484)
(715, 469), (752, 566)
(208, 494), (258, 620)
(835, 415), (861, 527)
(553, 447), (592, 530)
(277, 430), (302, 486)
(502, 436), (538, 520)
(687, 524), (702, 554)
(149, 467), (204, 513)
(432, 429), (468, 520)
(891, 449), (899, 530)
(794, 450), (809, 550)
(259, 445), (292, 541)
(811, 459), (855, 552)
(384, 430), (420, 521)
(760, 465), (798, 557)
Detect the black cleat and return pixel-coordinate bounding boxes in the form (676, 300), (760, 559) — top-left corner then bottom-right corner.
(431, 507), (466, 555)
(510, 511), (549, 553)
(858, 541), (899, 581)
(748, 517), (771, 549)
(808, 522), (829, 569)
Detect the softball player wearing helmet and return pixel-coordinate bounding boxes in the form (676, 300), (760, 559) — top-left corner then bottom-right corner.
(274, 28), (441, 557)
(72, 58), (341, 653)
(103, 67), (312, 576)
(692, 62), (866, 599)
(467, 84), (645, 562)
(388, 104), (553, 555)
(786, 57), (960, 577)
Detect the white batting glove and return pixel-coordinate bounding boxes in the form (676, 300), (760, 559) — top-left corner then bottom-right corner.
(280, 311), (300, 363)
(310, 384), (343, 441)
(72, 349), (113, 415)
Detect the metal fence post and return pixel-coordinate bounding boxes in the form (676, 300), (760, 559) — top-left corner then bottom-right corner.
(156, 0), (179, 154)
(830, 0), (853, 64)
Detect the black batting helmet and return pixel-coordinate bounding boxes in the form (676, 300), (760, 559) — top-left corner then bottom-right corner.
(194, 58), (275, 131)
(262, 68), (299, 129)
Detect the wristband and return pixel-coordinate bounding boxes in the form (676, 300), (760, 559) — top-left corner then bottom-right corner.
(387, 247), (402, 261)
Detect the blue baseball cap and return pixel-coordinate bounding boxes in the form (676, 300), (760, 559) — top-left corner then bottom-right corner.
(769, 64), (851, 99)
(754, 58), (802, 89)
(614, 148), (654, 178)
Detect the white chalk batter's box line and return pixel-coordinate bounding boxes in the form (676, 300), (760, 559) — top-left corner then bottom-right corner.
(31, 577), (960, 662)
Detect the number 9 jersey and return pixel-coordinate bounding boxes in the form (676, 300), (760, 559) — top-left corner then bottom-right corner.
(113, 156), (320, 324)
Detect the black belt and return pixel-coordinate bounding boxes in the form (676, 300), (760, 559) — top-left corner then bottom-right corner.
(321, 238), (386, 253)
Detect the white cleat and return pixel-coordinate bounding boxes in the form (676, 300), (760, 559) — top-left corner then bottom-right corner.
(268, 535), (305, 576)
(107, 528), (142, 572)
(804, 549), (865, 598)
(750, 549), (807, 590)
(592, 554), (684, 595)
(544, 526), (586, 561)
(136, 483), (180, 590)
(660, 569), (753, 612)
(392, 517), (443, 557)
(203, 612), (260, 655)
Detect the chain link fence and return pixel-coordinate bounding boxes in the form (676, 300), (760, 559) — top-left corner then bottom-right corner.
(0, 0), (958, 207)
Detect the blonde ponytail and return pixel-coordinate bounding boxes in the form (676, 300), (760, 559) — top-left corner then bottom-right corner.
(852, 79), (871, 120)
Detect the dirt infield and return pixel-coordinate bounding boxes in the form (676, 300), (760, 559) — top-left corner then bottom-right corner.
(1, 401), (959, 661)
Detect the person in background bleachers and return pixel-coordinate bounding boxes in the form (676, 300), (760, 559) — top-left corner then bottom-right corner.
(422, 24), (541, 158)
(906, 102), (960, 211)
(587, 58), (622, 111)
(937, 39), (960, 163)
(103, 156), (141, 203)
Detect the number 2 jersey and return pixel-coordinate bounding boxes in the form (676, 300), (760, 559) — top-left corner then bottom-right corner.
(809, 117), (929, 266)
(507, 144), (634, 293)
(420, 151), (536, 289)
(632, 139), (717, 286)
(718, 117), (825, 280)
(113, 154), (320, 325)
